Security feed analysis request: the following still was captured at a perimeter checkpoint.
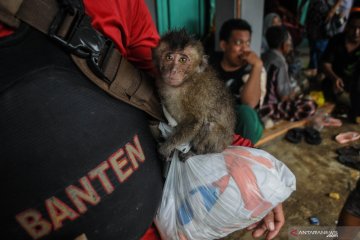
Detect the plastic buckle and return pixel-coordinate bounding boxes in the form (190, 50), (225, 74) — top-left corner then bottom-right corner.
(49, 6), (113, 82)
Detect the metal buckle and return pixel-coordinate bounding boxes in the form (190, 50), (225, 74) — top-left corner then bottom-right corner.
(49, 5), (114, 82)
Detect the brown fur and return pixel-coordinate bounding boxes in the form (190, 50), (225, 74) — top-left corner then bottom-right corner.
(153, 30), (236, 158)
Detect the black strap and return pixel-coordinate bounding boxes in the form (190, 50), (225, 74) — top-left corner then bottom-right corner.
(0, 0), (164, 121)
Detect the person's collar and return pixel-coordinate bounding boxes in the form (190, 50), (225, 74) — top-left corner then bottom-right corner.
(220, 58), (246, 72)
(271, 49), (286, 62)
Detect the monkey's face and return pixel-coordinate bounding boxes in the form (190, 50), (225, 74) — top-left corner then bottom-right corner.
(159, 48), (197, 87)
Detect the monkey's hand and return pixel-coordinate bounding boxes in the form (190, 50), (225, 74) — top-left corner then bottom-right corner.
(179, 150), (196, 162)
(158, 142), (174, 161)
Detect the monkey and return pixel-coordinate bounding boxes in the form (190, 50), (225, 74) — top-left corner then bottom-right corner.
(153, 29), (236, 160)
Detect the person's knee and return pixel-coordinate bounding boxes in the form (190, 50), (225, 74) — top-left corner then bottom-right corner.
(234, 105), (263, 143)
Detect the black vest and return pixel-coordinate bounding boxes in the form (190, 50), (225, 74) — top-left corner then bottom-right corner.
(0, 23), (163, 240)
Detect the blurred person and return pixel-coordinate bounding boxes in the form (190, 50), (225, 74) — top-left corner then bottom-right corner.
(260, 26), (317, 122)
(262, 13), (283, 54)
(322, 7), (360, 122)
(305, 0), (348, 78)
(210, 19), (266, 145)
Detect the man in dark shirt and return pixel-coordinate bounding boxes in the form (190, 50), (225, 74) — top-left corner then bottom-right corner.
(212, 19), (266, 144)
(322, 10), (360, 122)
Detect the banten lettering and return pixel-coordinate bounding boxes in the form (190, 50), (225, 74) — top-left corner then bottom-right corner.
(15, 135), (146, 239)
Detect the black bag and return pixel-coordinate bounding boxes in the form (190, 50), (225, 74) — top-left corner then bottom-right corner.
(326, 13), (347, 37)
(0, 12), (163, 240)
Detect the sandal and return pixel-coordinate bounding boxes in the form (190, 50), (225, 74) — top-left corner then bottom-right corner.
(285, 128), (303, 144)
(311, 115), (342, 131)
(338, 155), (360, 171)
(335, 132), (360, 144)
(304, 127), (322, 145)
(322, 116), (342, 127)
(336, 145), (360, 156)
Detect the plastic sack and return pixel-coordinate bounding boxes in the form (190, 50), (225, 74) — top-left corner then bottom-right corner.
(309, 91), (325, 107)
(155, 145), (296, 240)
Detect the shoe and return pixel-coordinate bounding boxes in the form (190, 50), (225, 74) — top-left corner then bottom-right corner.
(335, 132), (360, 144)
(338, 155), (360, 171)
(304, 127), (322, 145)
(285, 128), (303, 144)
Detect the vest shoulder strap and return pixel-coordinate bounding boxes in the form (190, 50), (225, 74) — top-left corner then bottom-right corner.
(0, 0), (164, 121)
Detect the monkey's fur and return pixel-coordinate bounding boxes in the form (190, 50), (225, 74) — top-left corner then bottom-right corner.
(153, 29), (236, 159)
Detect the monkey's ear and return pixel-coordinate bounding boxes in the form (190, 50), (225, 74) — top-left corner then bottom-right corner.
(197, 55), (209, 73)
(152, 42), (169, 66)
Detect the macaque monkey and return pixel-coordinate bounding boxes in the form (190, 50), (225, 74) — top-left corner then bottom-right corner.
(153, 29), (236, 159)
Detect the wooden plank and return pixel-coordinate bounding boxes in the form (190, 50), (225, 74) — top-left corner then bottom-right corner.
(255, 119), (307, 147)
(255, 103), (335, 147)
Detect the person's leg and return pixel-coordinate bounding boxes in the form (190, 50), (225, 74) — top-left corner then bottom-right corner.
(338, 209), (360, 226)
(337, 210), (360, 240)
(234, 104), (263, 144)
(338, 179), (360, 225)
(349, 72), (360, 123)
(314, 39), (328, 70)
(307, 38), (317, 70)
(337, 179), (360, 238)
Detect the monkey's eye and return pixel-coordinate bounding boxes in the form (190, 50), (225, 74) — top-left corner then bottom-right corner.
(166, 54), (174, 61)
(179, 57), (188, 64)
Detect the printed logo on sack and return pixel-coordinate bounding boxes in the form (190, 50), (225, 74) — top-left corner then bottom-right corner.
(14, 135), (146, 240)
(177, 185), (220, 225)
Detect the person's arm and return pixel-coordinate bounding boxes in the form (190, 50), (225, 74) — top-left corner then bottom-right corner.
(246, 203), (285, 240)
(84, 0), (160, 75)
(323, 62), (344, 92)
(276, 64), (293, 101)
(240, 52), (263, 108)
(326, 0), (345, 22)
(125, 0), (160, 75)
(321, 37), (344, 93)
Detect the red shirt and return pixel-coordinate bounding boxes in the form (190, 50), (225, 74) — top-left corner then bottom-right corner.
(0, 0), (160, 73)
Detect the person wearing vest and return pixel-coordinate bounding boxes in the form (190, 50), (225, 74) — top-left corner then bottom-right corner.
(322, 8), (360, 123)
(0, 0), (163, 239)
(0, 0), (285, 239)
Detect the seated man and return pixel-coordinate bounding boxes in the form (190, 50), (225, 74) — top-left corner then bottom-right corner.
(260, 26), (316, 122)
(322, 8), (360, 123)
(211, 18), (266, 144)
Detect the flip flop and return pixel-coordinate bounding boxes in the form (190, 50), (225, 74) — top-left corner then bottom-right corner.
(285, 128), (303, 144)
(336, 145), (360, 156)
(338, 155), (360, 171)
(322, 116), (342, 127)
(304, 127), (322, 145)
(311, 115), (342, 131)
(335, 132), (360, 144)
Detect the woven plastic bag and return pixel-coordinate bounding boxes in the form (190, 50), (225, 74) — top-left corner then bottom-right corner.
(154, 132), (296, 239)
